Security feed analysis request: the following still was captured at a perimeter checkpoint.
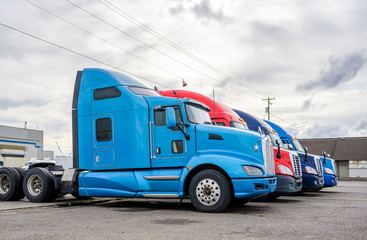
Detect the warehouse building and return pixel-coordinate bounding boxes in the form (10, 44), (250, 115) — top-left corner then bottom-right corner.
(299, 137), (367, 180)
(0, 124), (53, 167)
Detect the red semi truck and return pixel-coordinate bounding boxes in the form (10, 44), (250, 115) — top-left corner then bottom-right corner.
(161, 90), (302, 198)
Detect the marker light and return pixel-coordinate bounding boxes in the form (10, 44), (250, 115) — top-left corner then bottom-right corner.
(243, 166), (263, 176)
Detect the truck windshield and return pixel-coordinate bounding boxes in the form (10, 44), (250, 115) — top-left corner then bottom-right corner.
(291, 139), (305, 153)
(185, 103), (212, 125)
(268, 133), (285, 148)
(230, 121), (248, 130)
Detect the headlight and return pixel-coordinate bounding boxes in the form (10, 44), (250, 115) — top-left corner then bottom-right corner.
(305, 166), (317, 175)
(277, 164), (293, 176)
(324, 167), (335, 175)
(243, 166), (263, 176)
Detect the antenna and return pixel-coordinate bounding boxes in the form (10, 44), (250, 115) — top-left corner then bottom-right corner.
(173, 90), (181, 103)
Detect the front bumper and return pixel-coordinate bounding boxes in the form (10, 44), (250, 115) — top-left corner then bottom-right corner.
(302, 174), (324, 191)
(232, 177), (277, 200)
(323, 174), (338, 187)
(275, 175), (302, 195)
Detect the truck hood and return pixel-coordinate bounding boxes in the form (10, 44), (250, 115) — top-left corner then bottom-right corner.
(195, 124), (266, 166)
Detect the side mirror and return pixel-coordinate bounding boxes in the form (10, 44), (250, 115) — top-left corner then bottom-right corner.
(275, 139), (281, 159)
(322, 151), (327, 164)
(166, 107), (176, 129)
(327, 154), (330, 158)
(304, 146), (308, 161)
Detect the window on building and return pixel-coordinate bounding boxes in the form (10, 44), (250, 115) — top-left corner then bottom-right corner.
(349, 160), (367, 168)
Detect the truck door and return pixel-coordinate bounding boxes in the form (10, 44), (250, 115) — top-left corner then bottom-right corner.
(151, 106), (189, 168)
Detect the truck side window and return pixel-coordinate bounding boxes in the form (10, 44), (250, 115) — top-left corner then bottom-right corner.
(94, 87), (121, 100)
(96, 118), (112, 142)
(154, 107), (182, 131)
(172, 140), (183, 153)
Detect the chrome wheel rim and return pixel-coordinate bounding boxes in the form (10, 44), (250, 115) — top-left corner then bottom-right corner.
(0, 174), (10, 194)
(27, 174), (43, 196)
(196, 178), (221, 206)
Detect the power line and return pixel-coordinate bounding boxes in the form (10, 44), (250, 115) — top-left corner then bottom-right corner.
(0, 22), (172, 89)
(64, 0), (261, 98)
(24, 0), (200, 88)
(64, 0), (217, 82)
(97, 0), (264, 98)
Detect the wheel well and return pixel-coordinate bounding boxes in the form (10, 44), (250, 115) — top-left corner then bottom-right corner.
(183, 164), (234, 197)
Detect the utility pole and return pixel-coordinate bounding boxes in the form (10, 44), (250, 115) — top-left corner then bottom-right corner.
(262, 97), (275, 121)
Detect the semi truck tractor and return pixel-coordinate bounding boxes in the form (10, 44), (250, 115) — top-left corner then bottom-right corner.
(0, 68), (277, 212)
(265, 121), (337, 187)
(160, 90), (301, 197)
(234, 110), (324, 192)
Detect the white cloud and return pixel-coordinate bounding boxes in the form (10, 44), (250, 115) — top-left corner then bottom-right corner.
(1, 0), (367, 154)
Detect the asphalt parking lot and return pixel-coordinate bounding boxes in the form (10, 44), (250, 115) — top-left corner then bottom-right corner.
(1, 181), (366, 240)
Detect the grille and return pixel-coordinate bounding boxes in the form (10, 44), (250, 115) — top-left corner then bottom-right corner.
(314, 157), (323, 177)
(290, 152), (302, 178)
(262, 136), (275, 175)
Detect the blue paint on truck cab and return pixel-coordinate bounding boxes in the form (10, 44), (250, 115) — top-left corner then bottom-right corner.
(265, 121), (337, 187)
(72, 68), (276, 212)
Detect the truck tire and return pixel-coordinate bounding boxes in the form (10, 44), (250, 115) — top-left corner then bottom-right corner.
(189, 169), (232, 213)
(13, 167), (27, 200)
(23, 168), (55, 202)
(0, 167), (22, 201)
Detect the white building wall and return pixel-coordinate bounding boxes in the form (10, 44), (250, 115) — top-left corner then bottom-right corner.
(349, 168), (367, 178)
(0, 125), (53, 167)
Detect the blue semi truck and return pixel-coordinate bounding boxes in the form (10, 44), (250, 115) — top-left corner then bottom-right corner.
(265, 121), (337, 187)
(234, 110), (324, 192)
(0, 68), (276, 212)
(233, 110), (303, 195)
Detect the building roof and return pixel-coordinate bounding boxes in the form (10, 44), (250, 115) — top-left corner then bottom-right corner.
(299, 137), (367, 161)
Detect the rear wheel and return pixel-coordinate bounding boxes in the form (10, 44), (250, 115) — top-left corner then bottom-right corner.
(23, 168), (55, 202)
(189, 169), (232, 213)
(13, 167), (27, 199)
(0, 167), (22, 201)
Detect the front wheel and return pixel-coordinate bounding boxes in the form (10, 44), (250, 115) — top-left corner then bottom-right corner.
(189, 169), (232, 213)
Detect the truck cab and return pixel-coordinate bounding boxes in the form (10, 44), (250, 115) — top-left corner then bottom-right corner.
(265, 121), (337, 187)
(233, 110), (304, 195)
(160, 90), (300, 197)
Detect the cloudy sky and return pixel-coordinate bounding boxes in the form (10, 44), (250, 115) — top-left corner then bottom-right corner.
(1, 0), (366, 155)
